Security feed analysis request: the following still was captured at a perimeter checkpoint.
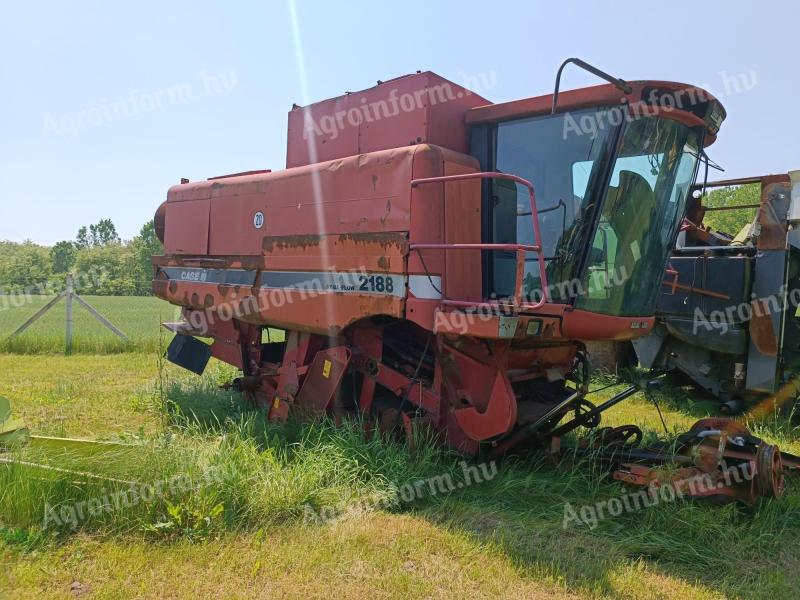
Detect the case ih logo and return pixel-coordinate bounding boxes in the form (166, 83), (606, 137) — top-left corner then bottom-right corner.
(180, 270), (207, 282)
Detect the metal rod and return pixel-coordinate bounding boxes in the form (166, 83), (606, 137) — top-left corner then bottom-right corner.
(702, 204), (761, 212)
(661, 280), (732, 300)
(548, 384), (640, 438)
(6, 291), (66, 339)
(570, 446), (693, 465)
(552, 58), (632, 114)
(673, 246), (758, 255)
(73, 294), (131, 342)
(65, 275), (74, 354)
(691, 175), (779, 189)
(489, 392), (581, 457)
(410, 243), (541, 252)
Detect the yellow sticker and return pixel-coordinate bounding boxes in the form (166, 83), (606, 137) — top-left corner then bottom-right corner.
(272, 397), (280, 409)
(322, 359), (332, 379)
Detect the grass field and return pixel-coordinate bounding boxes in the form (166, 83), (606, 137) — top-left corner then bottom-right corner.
(1, 298), (799, 599)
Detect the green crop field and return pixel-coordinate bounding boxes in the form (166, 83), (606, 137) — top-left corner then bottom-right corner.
(0, 295), (179, 354)
(1, 302), (799, 599)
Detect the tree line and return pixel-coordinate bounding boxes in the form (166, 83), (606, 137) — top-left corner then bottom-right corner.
(0, 219), (163, 296)
(700, 184), (760, 235)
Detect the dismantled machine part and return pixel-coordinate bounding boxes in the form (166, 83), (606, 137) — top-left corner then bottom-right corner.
(635, 171), (800, 415)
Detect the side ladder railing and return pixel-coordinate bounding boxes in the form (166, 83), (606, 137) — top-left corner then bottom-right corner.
(409, 172), (549, 311)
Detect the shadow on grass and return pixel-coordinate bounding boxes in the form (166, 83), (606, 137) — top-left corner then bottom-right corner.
(160, 374), (800, 597)
(415, 450), (800, 599)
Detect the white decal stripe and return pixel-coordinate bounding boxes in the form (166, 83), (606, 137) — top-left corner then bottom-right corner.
(161, 267), (257, 285)
(162, 267), (410, 298)
(409, 275), (442, 300)
(260, 270), (407, 298)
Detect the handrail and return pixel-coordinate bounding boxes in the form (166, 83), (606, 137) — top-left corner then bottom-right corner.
(409, 171), (550, 311)
(551, 58), (632, 114)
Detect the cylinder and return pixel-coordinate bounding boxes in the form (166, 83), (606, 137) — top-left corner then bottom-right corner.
(788, 170), (800, 222)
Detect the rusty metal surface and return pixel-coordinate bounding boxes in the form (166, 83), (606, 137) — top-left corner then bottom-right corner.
(561, 310), (655, 341)
(692, 174), (790, 189)
(756, 183), (791, 251)
(748, 303), (780, 356)
(294, 346), (352, 418)
(603, 418), (792, 504)
(286, 72), (488, 168)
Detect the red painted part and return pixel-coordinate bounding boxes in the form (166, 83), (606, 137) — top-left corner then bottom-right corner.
(286, 72), (489, 168)
(294, 346), (352, 418)
(466, 80), (724, 145)
(454, 364), (518, 440)
(561, 310), (656, 342)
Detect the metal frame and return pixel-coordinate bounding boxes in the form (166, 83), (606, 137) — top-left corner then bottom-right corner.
(409, 172), (550, 310)
(6, 275), (130, 353)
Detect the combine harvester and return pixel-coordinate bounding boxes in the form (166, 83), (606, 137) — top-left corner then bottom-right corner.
(634, 171), (800, 415)
(151, 59), (798, 503)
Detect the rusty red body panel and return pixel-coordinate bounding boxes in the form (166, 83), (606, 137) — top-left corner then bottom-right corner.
(286, 72), (488, 168)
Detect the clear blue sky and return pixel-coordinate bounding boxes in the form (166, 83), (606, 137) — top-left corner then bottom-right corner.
(1, 0), (797, 244)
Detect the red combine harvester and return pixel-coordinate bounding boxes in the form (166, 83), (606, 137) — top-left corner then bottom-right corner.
(152, 60), (797, 502)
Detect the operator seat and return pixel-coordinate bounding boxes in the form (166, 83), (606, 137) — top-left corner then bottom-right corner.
(607, 170), (656, 278)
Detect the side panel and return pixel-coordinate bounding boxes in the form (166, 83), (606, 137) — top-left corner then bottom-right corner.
(746, 184), (791, 392)
(209, 192), (268, 256)
(164, 199), (210, 255)
(201, 147), (416, 256)
(443, 162), (482, 302)
(746, 250), (787, 392)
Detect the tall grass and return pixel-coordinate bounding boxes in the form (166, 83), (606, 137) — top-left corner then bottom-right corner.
(0, 334), (158, 354)
(3, 357), (800, 597)
(0, 371), (453, 543)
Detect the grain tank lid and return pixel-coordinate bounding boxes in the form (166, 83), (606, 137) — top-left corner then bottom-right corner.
(165, 168), (277, 202)
(289, 72), (445, 110)
(285, 71), (491, 169)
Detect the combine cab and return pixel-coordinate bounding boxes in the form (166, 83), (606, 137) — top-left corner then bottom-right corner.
(152, 60), (796, 501)
(635, 171), (800, 415)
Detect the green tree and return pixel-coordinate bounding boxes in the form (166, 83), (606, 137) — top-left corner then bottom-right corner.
(701, 184), (760, 236)
(0, 219), (161, 297)
(75, 219), (121, 249)
(0, 241), (53, 292)
(50, 241), (77, 273)
(76, 226), (90, 250)
(89, 219), (121, 246)
(129, 220), (164, 295)
(74, 244), (137, 295)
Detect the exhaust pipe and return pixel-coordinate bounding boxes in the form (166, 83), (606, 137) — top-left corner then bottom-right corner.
(788, 170), (800, 222)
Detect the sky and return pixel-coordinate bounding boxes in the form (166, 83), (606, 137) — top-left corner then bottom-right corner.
(1, 0), (798, 245)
